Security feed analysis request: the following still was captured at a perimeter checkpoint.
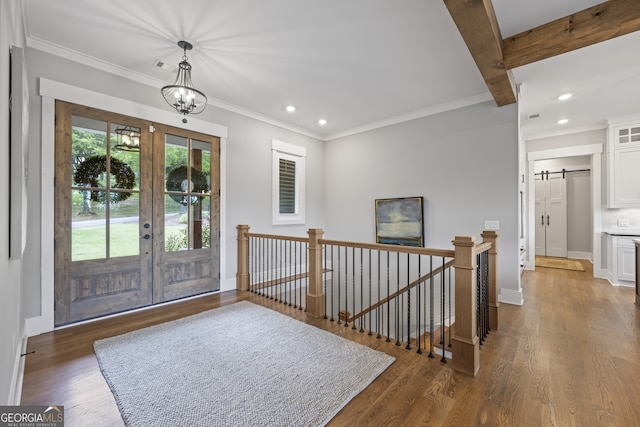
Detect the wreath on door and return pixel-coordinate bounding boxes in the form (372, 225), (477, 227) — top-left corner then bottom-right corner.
(74, 155), (136, 203)
(165, 166), (209, 205)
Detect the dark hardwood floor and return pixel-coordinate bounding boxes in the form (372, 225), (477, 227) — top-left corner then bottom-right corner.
(21, 259), (640, 426)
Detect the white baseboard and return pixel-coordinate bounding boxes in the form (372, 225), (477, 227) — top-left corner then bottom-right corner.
(499, 288), (523, 306)
(25, 314), (54, 337)
(607, 278), (635, 288)
(8, 332), (27, 405)
(567, 251), (593, 261)
(221, 277), (237, 292)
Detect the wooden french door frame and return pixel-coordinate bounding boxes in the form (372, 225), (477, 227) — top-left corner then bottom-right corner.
(54, 101), (220, 326)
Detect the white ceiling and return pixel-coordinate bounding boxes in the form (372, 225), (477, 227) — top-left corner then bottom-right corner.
(21, 0), (640, 141)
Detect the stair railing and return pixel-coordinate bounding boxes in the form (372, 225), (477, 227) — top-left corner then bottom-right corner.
(236, 225), (499, 377)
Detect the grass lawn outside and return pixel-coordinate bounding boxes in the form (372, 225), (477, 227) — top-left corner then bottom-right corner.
(72, 223), (185, 261)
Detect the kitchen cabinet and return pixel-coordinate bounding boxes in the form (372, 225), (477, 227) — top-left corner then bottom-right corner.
(607, 121), (640, 208)
(607, 234), (638, 286)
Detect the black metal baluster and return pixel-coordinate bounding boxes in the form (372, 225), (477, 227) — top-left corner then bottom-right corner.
(287, 240), (291, 306)
(376, 250), (382, 339)
(386, 251), (390, 343)
(293, 241), (298, 309)
(485, 250), (490, 335)
(323, 244), (328, 319)
(417, 255), (422, 354)
(344, 246), (349, 328)
(360, 248), (364, 332)
(448, 265), (452, 348)
(441, 256), (447, 363)
(302, 241), (307, 311)
(406, 253), (411, 350)
(352, 247), (357, 330)
(395, 252), (401, 346)
(249, 237), (256, 291)
(476, 252), (480, 344)
(368, 249), (373, 336)
(428, 256), (434, 358)
(337, 245), (342, 324)
(277, 239), (282, 303)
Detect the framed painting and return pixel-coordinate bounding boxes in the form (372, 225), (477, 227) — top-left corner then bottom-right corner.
(375, 197), (424, 247)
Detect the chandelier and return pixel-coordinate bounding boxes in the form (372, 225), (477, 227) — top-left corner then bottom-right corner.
(161, 41), (207, 123)
(114, 126), (141, 152)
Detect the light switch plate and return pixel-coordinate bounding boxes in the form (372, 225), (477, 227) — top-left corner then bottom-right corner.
(484, 220), (500, 230)
(618, 218), (629, 227)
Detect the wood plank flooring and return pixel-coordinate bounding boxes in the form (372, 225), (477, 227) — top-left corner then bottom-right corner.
(21, 259), (640, 426)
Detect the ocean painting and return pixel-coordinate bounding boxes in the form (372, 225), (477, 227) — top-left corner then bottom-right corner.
(375, 197), (424, 247)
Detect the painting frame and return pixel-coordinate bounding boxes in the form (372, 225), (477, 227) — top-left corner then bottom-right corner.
(375, 197), (424, 247)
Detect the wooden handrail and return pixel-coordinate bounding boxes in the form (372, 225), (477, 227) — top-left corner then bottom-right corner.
(474, 242), (492, 254)
(250, 268), (331, 292)
(320, 238), (455, 258)
(349, 259), (456, 323)
(247, 232), (309, 243)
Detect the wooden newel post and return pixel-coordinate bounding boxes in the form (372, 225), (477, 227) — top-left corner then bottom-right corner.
(236, 225), (250, 291)
(451, 236), (480, 377)
(306, 228), (326, 318)
(481, 230), (500, 331)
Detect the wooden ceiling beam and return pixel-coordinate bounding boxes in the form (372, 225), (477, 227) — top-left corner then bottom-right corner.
(443, 0), (517, 106)
(503, 0), (640, 70)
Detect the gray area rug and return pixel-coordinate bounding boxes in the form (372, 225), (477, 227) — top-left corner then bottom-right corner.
(94, 301), (394, 427)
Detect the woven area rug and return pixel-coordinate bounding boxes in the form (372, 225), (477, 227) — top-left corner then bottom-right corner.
(94, 301), (394, 427)
(535, 256), (585, 271)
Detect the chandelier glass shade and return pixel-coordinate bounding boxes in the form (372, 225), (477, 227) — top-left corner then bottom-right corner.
(114, 126), (141, 152)
(161, 41), (207, 120)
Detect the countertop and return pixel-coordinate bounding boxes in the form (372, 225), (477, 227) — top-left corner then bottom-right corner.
(603, 229), (640, 236)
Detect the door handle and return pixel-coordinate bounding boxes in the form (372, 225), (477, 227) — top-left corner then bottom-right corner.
(141, 234), (152, 240)
(547, 215), (550, 226)
(541, 215), (544, 226)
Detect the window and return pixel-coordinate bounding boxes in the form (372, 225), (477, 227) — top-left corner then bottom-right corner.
(272, 140), (306, 225)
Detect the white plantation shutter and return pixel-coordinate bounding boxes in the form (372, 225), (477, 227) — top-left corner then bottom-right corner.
(279, 158), (296, 214)
(272, 140), (306, 225)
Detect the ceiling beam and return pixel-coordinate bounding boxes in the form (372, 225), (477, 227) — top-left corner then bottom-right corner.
(443, 0), (516, 106)
(503, 0), (640, 70)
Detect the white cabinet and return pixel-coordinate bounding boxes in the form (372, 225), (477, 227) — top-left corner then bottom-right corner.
(608, 235), (637, 285)
(607, 121), (640, 208)
(617, 245), (636, 281)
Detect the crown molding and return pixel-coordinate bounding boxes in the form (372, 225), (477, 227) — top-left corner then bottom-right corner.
(523, 123), (606, 142)
(26, 36), (325, 140)
(324, 92), (494, 141)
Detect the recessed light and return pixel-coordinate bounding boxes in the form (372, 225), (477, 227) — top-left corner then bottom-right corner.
(318, 119), (327, 126)
(558, 93), (572, 101)
(286, 105), (296, 113)
(558, 119), (569, 124)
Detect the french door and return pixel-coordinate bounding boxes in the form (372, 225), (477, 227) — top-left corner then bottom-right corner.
(54, 101), (220, 326)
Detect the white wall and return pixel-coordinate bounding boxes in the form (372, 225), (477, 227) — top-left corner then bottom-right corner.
(1, 0), (26, 405)
(324, 101), (521, 303)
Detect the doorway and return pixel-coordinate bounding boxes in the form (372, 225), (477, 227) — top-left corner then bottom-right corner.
(527, 144), (602, 277)
(54, 101), (220, 325)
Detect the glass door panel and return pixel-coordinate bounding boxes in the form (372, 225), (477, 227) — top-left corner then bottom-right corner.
(163, 135), (211, 252)
(70, 116), (141, 261)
